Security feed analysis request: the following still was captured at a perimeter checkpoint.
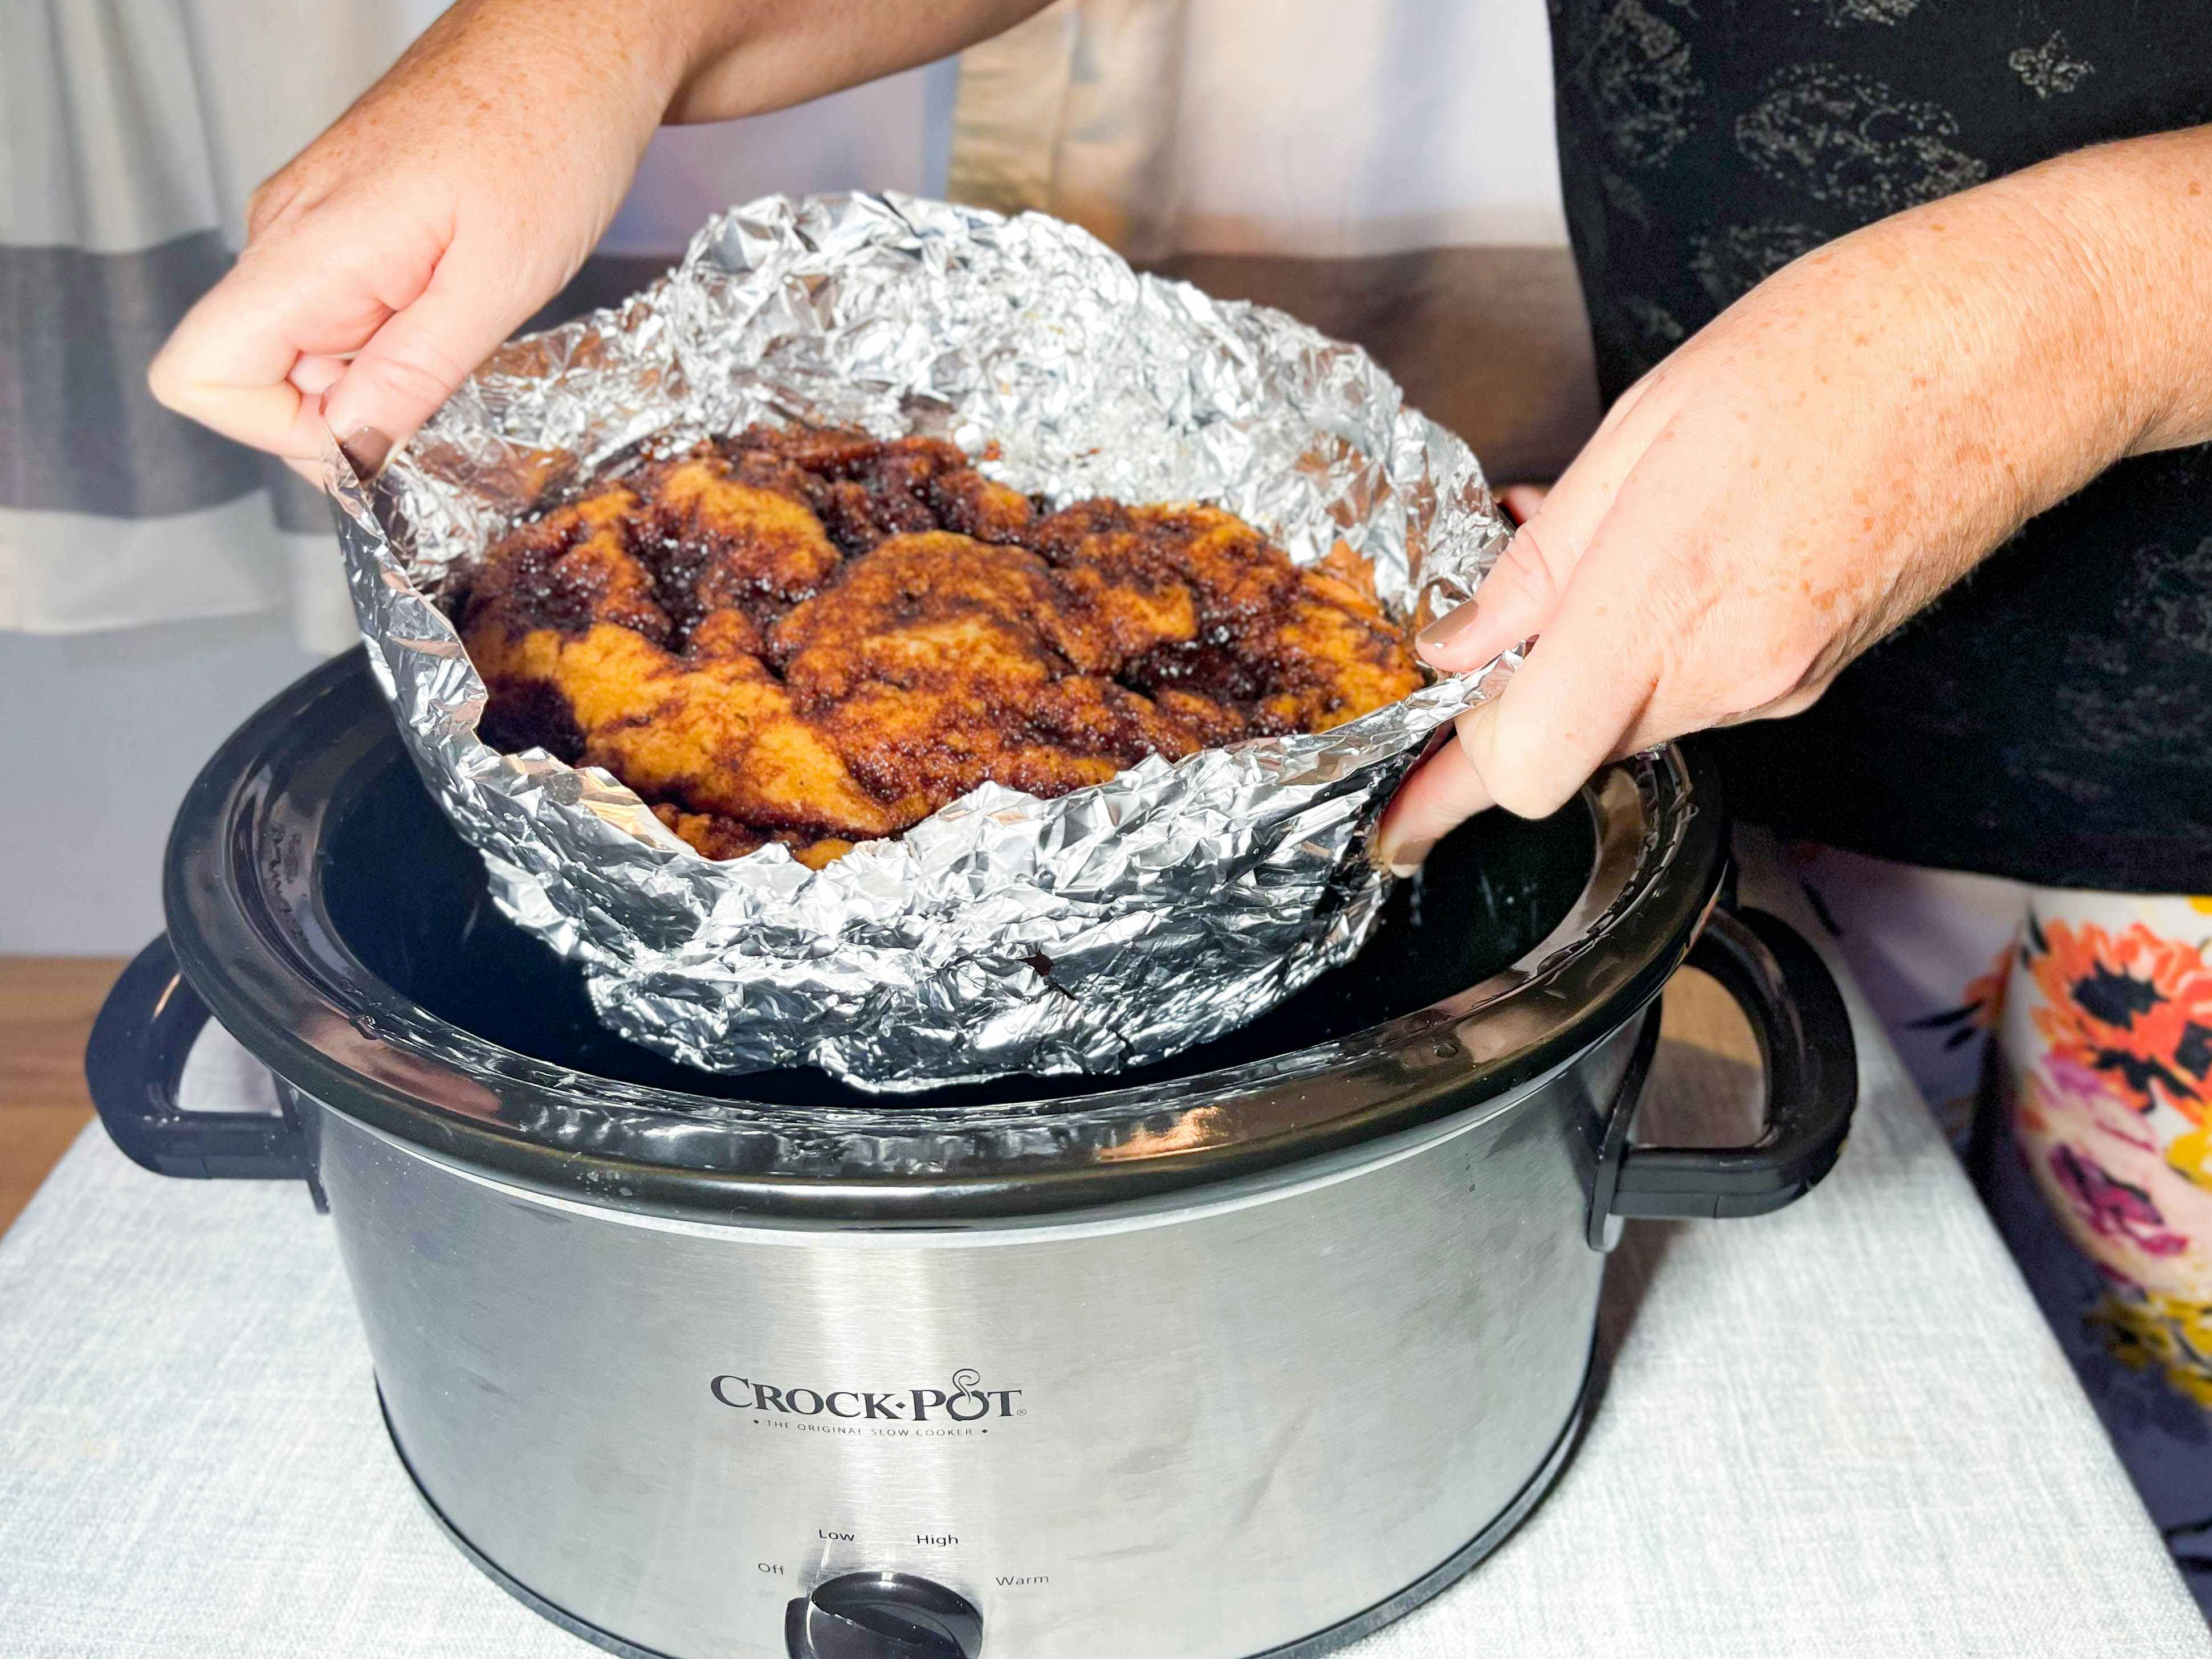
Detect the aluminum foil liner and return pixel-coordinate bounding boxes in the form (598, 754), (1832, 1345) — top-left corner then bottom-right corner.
(329, 192), (1516, 1091)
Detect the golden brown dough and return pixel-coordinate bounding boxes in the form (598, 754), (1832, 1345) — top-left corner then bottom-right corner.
(460, 425), (1421, 864)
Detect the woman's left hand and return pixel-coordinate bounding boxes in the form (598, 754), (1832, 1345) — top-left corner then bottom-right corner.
(1376, 127), (2212, 871)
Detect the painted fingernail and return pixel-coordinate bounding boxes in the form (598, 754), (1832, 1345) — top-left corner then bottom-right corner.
(1384, 837), (1436, 878)
(339, 426), (393, 478)
(1415, 601), (1480, 655)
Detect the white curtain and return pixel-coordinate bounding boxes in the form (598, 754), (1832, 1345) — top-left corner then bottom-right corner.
(2, 1), (439, 651)
(951, 0), (1568, 258)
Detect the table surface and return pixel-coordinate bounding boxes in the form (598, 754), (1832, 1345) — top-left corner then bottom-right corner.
(1, 869), (2203, 1658)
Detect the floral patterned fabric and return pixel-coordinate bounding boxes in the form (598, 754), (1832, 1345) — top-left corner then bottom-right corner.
(1797, 845), (2212, 1609)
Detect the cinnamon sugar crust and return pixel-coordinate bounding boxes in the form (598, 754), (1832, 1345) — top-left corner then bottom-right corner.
(461, 425), (1421, 864)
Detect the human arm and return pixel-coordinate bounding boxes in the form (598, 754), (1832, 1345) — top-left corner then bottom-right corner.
(1376, 126), (2212, 869)
(148, 0), (1052, 473)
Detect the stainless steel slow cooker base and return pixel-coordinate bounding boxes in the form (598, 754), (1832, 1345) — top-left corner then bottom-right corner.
(382, 1367), (1593, 1659)
(88, 653), (1857, 1659)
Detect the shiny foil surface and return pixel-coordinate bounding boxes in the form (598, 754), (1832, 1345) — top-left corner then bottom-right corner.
(328, 193), (1515, 1090)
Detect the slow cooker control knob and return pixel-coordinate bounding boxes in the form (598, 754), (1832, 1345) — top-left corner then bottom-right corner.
(785, 1572), (984, 1659)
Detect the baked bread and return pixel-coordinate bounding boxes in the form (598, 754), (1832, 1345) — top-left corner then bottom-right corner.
(459, 425), (1421, 867)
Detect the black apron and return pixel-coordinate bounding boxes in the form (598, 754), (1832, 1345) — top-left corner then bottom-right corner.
(1547, 0), (2212, 890)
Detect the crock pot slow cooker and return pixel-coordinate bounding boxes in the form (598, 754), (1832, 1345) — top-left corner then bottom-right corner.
(88, 651), (1855, 1659)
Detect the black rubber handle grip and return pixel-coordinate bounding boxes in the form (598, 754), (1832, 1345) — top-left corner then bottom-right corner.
(1598, 906), (1859, 1226)
(84, 935), (308, 1181)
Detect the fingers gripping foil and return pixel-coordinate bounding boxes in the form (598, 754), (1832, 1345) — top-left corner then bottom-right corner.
(327, 193), (1516, 1090)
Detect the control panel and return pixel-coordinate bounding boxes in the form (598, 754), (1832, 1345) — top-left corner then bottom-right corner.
(784, 1572), (984, 1659)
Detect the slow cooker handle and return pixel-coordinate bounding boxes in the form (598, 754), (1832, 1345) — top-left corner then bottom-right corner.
(84, 935), (310, 1181)
(1594, 906), (1858, 1233)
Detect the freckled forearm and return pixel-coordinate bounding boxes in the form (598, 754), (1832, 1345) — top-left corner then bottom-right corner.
(1981, 125), (2212, 459)
(660, 0), (1060, 124)
(397, 0), (1057, 139)
(1748, 123), (2212, 569)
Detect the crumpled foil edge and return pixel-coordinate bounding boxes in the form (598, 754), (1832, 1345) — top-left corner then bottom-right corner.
(329, 191), (1516, 1093)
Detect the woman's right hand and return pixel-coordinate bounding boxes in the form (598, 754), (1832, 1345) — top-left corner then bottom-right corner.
(148, 0), (1053, 479)
(148, 0), (694, 479)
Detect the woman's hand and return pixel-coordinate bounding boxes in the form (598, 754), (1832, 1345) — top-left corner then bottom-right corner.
(1376, 127), (2212, 873)
(148, 0), (1050, 479)
(148, 0), (695, 478)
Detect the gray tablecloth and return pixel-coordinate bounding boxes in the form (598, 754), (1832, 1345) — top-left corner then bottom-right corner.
(2, 882), (2204, 1657)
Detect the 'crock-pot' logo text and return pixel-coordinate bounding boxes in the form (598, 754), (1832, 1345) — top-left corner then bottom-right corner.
(711, 1367), (1024, 1422)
